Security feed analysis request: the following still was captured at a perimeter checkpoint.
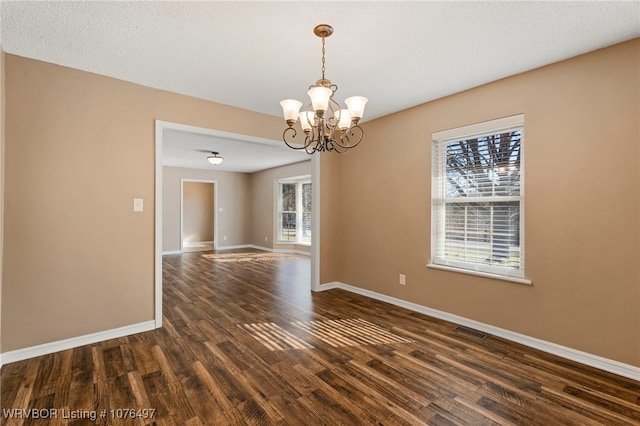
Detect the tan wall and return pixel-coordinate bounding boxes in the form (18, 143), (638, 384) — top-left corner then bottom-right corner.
(331, 39), (640, 366)
(250, 161), (311, 250)
(2, 55), (283, 352)
(319, 153), (341, 284)
(163, 167), (251, 251)
(182, 181), (214, 244)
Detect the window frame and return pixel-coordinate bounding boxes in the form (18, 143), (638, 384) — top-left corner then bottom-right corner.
(429, 114), (531, 285)
(276, 176), (312, 245)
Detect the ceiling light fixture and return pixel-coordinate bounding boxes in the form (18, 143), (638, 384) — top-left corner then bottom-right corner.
(207, 151), (224, 165)
(280, 24), (368, 154)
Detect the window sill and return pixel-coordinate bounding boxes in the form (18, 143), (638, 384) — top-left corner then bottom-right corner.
(427, 263), (532, 286)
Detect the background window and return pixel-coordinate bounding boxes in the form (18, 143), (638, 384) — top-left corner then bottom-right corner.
(278, 178), (311, 244)
(431, 115), (524, 279)
(280, 183), (297, 241)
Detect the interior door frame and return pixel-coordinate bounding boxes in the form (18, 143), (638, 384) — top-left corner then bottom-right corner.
(180, 179), (218, 252)
(154, 119), (320, 328)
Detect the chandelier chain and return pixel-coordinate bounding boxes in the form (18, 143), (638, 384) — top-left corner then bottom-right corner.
(321, 36), (326, 81)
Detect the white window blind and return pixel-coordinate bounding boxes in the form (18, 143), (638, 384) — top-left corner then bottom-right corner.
(301, 182), (312, 244)
(431, 115), (525, 279)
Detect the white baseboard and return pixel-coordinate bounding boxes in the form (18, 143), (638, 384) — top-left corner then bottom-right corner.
(317, 281), (341, 291)
(217, 244), (310, 256)
(217, 244), (254, 251)
(183, 241), (214, 247)
(162, 250), (182, 255)
(319, 281), (640, 381)
(246, 244), (270, 251)
(1, 320), (156, 366)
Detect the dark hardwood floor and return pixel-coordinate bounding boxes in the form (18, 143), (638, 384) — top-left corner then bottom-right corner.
(2, 248), (639, 425)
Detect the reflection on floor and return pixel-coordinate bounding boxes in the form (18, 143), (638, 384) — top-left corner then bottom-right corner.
(202, 252), (302, 262)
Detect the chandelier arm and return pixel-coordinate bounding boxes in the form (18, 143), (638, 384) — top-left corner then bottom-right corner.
(333, 144), (349, 154)
(332, 124), (364, 150)
(328, 136), (348, 154)
(307, 137), (323, 154)
(326, 97), (341, 129)
(315, 116), (327, 141)
(282, 127), (312, 150)
(301, 126), (320, 154)
(304, 137), (318, 154)
(321, 135), (334, 152)
(346, 124), (365, 148)
(311, 127), (323, 154)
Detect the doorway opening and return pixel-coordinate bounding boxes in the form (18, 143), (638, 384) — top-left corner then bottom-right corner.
(181, 179), (218, 253)
(154, 120), (321, 328)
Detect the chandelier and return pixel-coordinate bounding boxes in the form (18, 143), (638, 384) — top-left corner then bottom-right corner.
(280, 24), (368, 154)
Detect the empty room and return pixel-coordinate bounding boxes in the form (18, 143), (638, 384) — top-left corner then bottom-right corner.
(0, 2), (639, 425)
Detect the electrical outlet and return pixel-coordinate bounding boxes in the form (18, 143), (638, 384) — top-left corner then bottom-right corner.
(133, 198), (143, 212)
(223, 235), (227, 241)
(265, 236), (268, 242)
(399, 274), (406, 285)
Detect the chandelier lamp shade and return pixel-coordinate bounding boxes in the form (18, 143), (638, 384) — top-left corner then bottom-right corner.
(280, 24), (368, 154)
(207, 151), (224, 165)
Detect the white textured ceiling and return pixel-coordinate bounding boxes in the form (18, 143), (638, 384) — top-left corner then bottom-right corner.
(2, 1), (639, 171)
(161, 124), (310, 172)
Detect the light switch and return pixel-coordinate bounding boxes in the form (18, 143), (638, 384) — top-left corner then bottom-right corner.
(133, 198), (144, 212)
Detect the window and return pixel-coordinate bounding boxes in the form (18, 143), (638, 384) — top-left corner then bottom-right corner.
(430, 115), (525, 280)
(278, 177), (311, 244)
